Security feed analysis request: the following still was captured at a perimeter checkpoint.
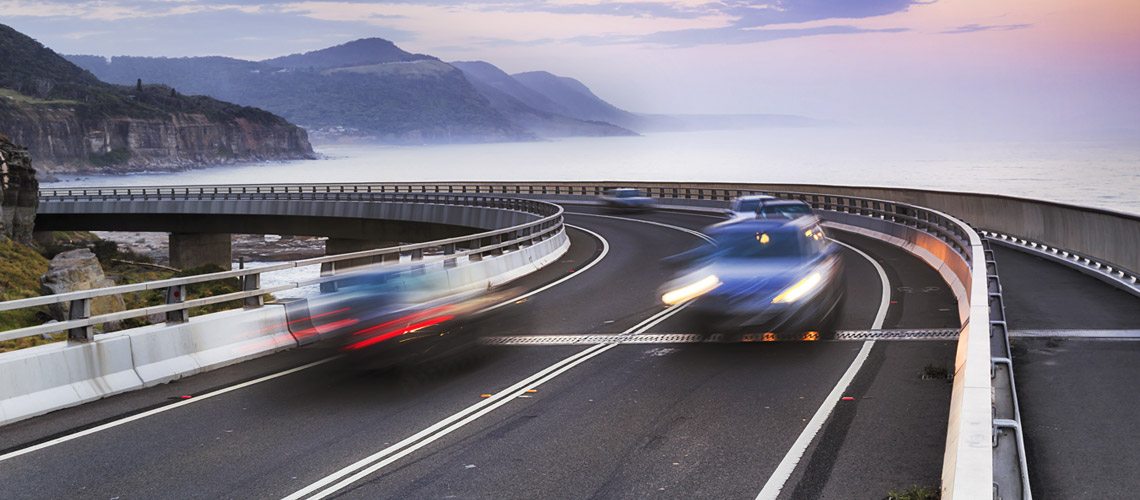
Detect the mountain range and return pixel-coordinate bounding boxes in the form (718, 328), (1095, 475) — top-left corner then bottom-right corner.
(67, 39), (638, 144)
(0, 23), (313, 174)
(67, 38), (818, 146)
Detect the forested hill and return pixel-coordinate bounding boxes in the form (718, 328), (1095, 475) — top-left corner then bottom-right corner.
(0, 23), (313, 173)
(68, 41), (534, 144)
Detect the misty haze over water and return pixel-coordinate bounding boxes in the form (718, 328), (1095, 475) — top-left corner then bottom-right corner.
(47, 128), (1140, 216)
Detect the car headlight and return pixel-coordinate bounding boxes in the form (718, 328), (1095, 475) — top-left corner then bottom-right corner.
(662, 275), (721, 305)
(771, 273), (822, 303)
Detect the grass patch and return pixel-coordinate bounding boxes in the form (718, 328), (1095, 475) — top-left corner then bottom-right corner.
(0, 239), (52, 352)
(922, 363), (950, 380)
(0, 87), (79, 105)
(888, 485), (941, 500)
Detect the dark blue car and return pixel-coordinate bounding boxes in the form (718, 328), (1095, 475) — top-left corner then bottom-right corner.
(660, 216), (845, 334)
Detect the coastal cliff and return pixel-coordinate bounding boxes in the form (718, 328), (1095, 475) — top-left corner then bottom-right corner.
(0, 22), (314, 174)
(0, 135), (37, 245)
(0, 104), (314, 173)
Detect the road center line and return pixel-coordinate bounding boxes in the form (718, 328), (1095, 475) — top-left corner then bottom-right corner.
(286, 216), (701, 500)
(754, 237), (891, 500)
(285, 302), (691, 500)
(1, 225), (609, 462)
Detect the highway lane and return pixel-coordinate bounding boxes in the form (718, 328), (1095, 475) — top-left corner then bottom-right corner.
(0, 209), (957, 500)
(994, 245), (1140, 500)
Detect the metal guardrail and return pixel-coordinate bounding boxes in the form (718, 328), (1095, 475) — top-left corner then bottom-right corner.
(981, 229), (1140, 297)
(2, 190), (565, 343)
(985, 237), (1032, 500)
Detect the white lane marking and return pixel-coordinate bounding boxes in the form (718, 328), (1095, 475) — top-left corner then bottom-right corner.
(481, 224), (608, 313)
(567, 212), (714, 244)
(1, 226), (611, 462)
(755, 238), (891, 500)
(831, 239), (890, 330)
(285, 302), (691, 500)
(0, 357), (339, 464)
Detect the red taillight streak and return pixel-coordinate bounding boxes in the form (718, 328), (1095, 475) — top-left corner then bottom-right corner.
(293, 318), (360, 339)
(351, 305), (453, 336)
(346, 315), (455, 350)
(240, 307), (352, 337)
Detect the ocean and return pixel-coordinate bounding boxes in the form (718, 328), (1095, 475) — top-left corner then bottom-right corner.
(47, 128), (1140, 217)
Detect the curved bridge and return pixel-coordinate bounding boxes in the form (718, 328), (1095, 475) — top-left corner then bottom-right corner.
(1, 182), (1137, 500)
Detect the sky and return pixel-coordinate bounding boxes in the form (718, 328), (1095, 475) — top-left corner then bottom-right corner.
(3, 0), (1139, 139)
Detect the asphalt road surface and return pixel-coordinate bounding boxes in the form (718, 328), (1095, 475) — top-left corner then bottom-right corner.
(0, 208), (961, 500)
(995, 244), (1140, 500)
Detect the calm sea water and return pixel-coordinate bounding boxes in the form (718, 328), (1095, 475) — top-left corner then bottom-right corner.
(47, 128), (1140, 216)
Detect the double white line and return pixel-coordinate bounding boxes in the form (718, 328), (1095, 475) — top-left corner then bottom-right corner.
(284, 301), (691, 500)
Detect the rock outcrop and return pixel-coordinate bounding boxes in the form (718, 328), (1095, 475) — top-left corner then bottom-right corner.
(0, 108), (314, 174)
(40, 248), (125, 328)
(0, 135), (38, 245)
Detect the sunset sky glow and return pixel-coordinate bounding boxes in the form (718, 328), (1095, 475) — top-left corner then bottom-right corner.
(4, 0), (1138, 138)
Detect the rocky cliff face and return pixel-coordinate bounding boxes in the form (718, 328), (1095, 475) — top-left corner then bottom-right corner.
(40, 248), (125, 327)
(0, 136), (37, 245)
(0, 107), (314, 174)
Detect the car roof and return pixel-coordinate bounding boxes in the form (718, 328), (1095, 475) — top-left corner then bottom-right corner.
(705, 216), (819, 235)
(734, 194), (777, 202)
(758, 199), (810, 206)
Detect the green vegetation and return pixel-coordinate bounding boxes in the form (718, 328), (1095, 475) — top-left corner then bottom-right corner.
(0, 239), (52, 352)
(922, 363), (950, 380)
(1, 235), (256, 351)
(888, 485), (941, 500)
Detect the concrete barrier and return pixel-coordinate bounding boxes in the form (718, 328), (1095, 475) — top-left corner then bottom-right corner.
(127, 307), (297, 386)
(811, 210), (991, 500)
(0, 334), (143, 426)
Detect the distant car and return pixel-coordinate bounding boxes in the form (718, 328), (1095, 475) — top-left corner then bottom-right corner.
(725, 194), (777, 219)
(725, 195), (815, 221)
(660, 216), (845, 334)
(600, 187), (653, 212)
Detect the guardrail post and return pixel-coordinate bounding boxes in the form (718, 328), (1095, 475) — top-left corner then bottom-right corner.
(165, 285), (188, 323)
(443, 243), (457, 268)
(320, 262), (338, 293)
(411, 248), (424, 261)
(67, 298), (93, 342)
(242, 273), (263, 308)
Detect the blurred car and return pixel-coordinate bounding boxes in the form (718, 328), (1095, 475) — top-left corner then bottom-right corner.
(726, 195), (815, 221)
(302, 265), (522, 369)
(600, 187), (653, 212)
(660, 216), (845, 334)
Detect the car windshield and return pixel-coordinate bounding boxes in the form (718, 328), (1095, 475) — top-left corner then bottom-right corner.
(734, 200), (761, 212)
(714, 230), (816, 259)
(757, 204), (812, 219)
(613, 189), (641, 198)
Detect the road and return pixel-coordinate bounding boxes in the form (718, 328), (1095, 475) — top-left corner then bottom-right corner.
(0, 208), (960, 500)
(994, 245), (1140, 500)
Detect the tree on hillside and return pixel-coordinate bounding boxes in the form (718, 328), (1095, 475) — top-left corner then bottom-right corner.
(136, 78), (142, 92)
(33, 78), (53, 99)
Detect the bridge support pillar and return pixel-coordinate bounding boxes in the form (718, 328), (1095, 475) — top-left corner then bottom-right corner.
(170, 233), (232, 270)
(325, 238), (398, 271)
